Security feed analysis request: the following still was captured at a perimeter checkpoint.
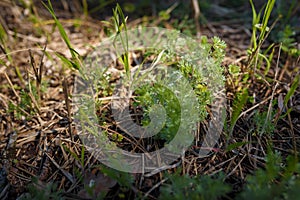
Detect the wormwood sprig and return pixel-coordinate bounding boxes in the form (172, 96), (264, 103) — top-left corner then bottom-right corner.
(159, 170), (231, 200)
(229, 88), (249, 137)
(238, 150), (300, 200)
(20, 177), (63, 200)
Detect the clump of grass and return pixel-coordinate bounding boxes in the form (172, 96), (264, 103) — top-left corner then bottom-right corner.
(247, 0), (277, 74)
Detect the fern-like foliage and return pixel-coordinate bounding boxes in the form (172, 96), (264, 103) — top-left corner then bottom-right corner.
(239, 151), (300, 200)
(159, 171), (231, 200)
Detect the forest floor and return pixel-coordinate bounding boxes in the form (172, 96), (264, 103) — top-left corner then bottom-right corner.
(0, 1), (299, 199)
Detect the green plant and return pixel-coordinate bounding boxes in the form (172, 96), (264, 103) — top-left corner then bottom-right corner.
(100, 165), (134, 188)
(133, 36), (226, 143)
(228, 0), (280, 138)
(229, 88), (249, 136)
(6, 48), (48, 120)
(112, 3), (130, 78)
(159, 171), (231, 200)
(276, 25), (300, 57)
(171, 15), (196, 36)
(228, 64), (242, 88)
(42, 0), (82, 72)
(86, 3), (226, 145)
(20, 177), (63, 200)
(7, 78), (47, 120)
(252, 110), (276, 136)
(238, 151), (300, 200)
(96, 67), (115, 98)
(134, 56), (208, 142)
(135, 74), (184, 142)
(247, 0), (277, 74)
(272, 0), (300, 57)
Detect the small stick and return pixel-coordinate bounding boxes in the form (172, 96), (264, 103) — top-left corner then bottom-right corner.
(63, 77), (73, 141)
(29, 49), (40, 101)
(192, 0), (201, 37)
(4, 72), (20, 102)
(143, 178), (168, 200)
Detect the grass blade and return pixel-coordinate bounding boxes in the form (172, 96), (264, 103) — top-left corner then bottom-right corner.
(284, 74), (300, 106)
(42, 0), (81, 71)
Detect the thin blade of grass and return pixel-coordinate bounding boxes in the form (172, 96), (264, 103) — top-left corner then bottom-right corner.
(259, 0), (276, 41)
(42, 0), (81, 71)
(284, 74), (300, 106)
